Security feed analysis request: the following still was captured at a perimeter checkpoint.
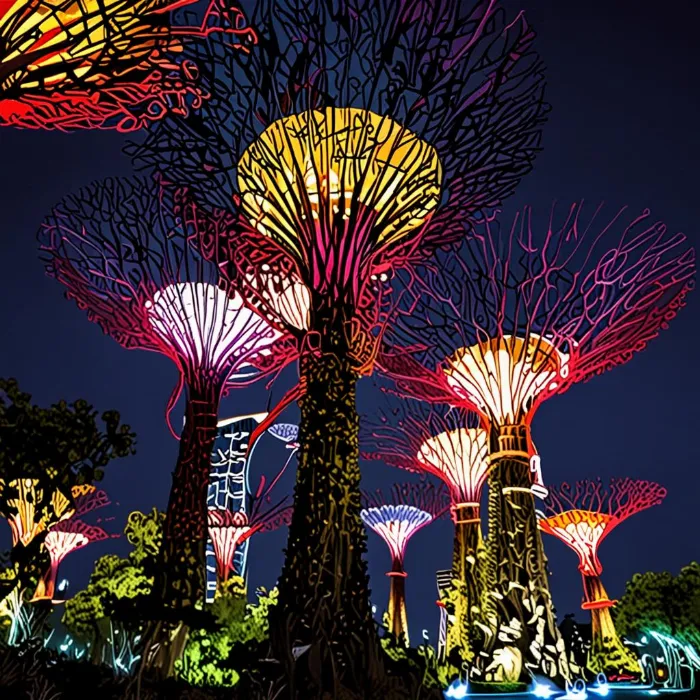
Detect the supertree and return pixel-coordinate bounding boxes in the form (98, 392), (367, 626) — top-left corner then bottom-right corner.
(360, 481), (448, 646)
(33, 485), (114, 602)
(38, 175), (294, 620)
(379, 203), (695, 683)
(208, 488), (291, 591)
(0, 478), (73, 548)
(363, 397), (491, 666)
(539, 478), (667, 678)
(131, 1), (549, 691)
(0, 0), (256, 131)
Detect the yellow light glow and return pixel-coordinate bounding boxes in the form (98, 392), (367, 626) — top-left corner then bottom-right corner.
(237, 107), (442, 263)
(417, 428), (489, 502)
(444, 333), (570, 425)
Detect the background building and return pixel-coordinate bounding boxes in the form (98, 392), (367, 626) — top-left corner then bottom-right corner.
(206, 412), (267, 602)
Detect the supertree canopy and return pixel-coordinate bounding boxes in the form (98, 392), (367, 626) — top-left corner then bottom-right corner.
(130, 1), (549, 690)
(207, 488), (291, 590)
(0, 478), (73, 548)
(363, 396), (492, 666)
(38, 175), (293, 617)
(380, 203), (695, 683)
(33, 485), (112, 601)
(0, 0), (256, 131)
(539, 478), (667, 678)
(360, 481), (449, 646)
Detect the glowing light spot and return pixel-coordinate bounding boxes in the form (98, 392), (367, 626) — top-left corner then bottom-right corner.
(531, 679), (558, 698)
(145, 282), (280, 372)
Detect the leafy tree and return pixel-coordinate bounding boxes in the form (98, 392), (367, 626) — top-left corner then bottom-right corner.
(176, 577), (279, 688)
(63, 508), (163, 663)
(615, 562), (700, 652)
(0, 377), (136, 490)
(0, 378), (135, 601)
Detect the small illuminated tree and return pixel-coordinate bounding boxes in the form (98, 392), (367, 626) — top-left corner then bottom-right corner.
(0, 0), (256, 131)
(380, 203), (695, 682)
(1, 479), (73, 548)
(133, 0), (549, 688)
(363, 398), (490, 664)
(38, 176), (293, 613)
(34, 485), (114, 601)
(360, 482), (448, 646)
(208, 500), (291, 590)
(539, 478), (667, 678)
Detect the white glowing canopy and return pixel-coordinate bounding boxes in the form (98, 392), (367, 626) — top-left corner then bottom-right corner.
(417, 428), (489, 503)
(44, 531), (90, 564)
(244, 263), (311, 331)
(361, 504), (432, 564)
(144, 282), (281, 376)
(444, 334), (570, 425)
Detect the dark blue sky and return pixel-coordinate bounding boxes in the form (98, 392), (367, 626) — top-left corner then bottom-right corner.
(0, 0), (698, 645)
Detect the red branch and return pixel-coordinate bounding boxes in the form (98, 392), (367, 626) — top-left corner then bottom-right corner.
(0, 1), (256, 131)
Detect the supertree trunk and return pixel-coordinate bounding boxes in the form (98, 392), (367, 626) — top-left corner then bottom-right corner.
(143, 381), (220, 680)
(447, 503), (482, 663)
(160, 380), (221, 609)
(387, 558), (409, 645)
(486, 423), (568, 684)
(34, 563), (57, 601)
(582, 574), (641, 678)
(271, 308), (382, 698)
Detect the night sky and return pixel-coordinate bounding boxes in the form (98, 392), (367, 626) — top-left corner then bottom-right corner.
(0, 1), (698, 645)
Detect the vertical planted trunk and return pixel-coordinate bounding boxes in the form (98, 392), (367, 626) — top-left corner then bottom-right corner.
(582, 574), (641, 677)
(160, 380), (220, 610)
(34, 563), (57, 601)
(486, 423), (568, 684)
(386, 558), (409, 645)
(447, 503), (482, 662)
(142, 380), (220, 680)
(270, 305), (383, 698)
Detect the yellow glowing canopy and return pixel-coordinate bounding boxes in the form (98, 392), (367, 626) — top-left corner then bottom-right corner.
(444, 334), (570, 425)
(237, 107), (442, 263)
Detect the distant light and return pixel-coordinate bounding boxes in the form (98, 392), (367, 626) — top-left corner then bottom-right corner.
(443, 680), (469, 699)
(57, 579), (69, 592)
(372, 605), (377, 614)
(532, 680), (558, 698)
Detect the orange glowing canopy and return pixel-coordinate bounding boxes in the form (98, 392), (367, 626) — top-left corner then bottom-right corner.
(237, 107), (443, 266)
(444, 333), (570, 425)
(538, 509), (617, 576)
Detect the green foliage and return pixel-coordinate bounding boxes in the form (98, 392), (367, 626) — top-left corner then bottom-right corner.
(63, 508), (163, 655)
(588, 634), (641, 677)
(0, 378), (136, 602)
(0, 377), (136, 490)
(469, 680), (528, 693)
(176, 578), (278, 688)
(615, 562), (700, 652)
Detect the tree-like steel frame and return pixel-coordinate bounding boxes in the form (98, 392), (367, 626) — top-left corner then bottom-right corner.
(360, 481), (449, 646)
(539, 477), (667, 679)
(130, 1), (550, 693)
(37, 176), (296, 677)
(379, 203), (695, 683)
(363, 396), (494, 671)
